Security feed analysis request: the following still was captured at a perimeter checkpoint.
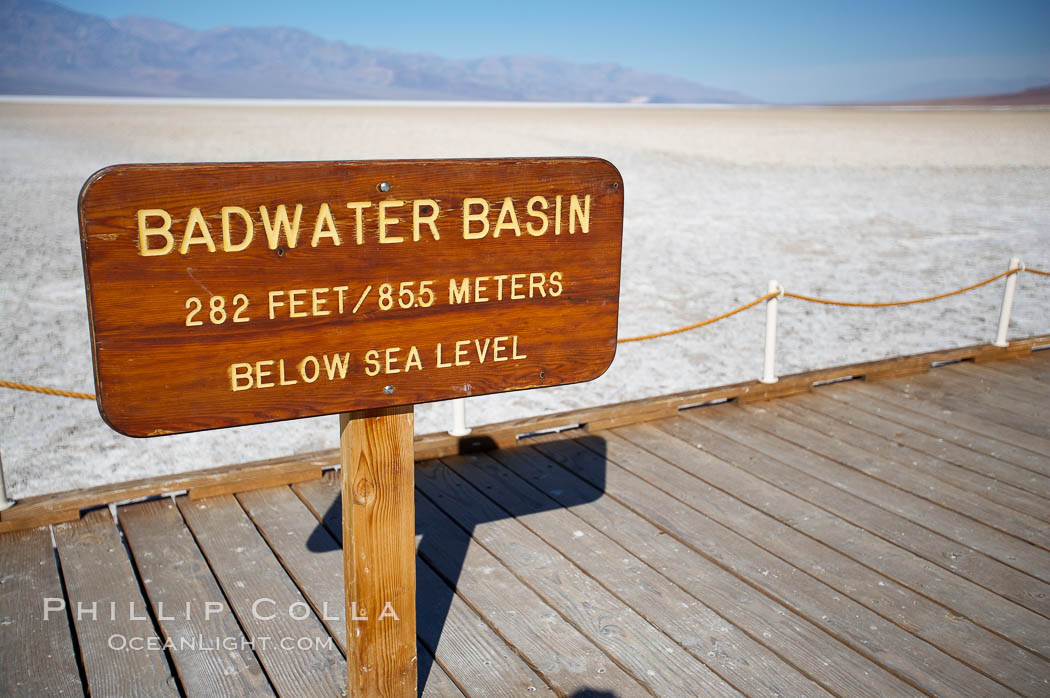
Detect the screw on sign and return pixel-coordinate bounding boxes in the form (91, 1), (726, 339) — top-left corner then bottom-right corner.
(78, 157), (624, 696)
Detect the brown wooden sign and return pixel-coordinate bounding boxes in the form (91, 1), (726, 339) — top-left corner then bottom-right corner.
(78, 158), (623, 436)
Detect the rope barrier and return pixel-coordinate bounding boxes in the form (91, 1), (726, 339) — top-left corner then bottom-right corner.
(617, 292), (777, 343)
(2, 265), (1047, 397)
(0, 380), (95, 400)
(783, 269), (1014, 308)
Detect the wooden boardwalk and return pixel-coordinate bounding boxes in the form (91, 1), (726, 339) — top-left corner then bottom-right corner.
(2, 350), (1049, 696)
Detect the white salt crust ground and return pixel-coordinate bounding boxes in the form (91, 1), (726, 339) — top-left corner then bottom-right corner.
(1, 102), (1048, 498)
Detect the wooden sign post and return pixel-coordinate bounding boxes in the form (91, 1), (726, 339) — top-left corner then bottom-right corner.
(79, 158), (624, 695)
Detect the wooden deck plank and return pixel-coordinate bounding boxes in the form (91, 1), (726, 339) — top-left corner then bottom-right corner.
(562, 429), (1038, 696)
(762, 398), (1050, 542)
(235, 486), (348, 652)
(944, 361), (1050, 403)
(118, 499), (275, 697)
(623, 420), (1050, 675)
(0, 526), (84, 697)
(417, 641), (467, 698)
(694, 403), (1050, 581)
(442, 449), (833, 697)
(518, 436), (928, 696)
(413, 488), (651, 696)
(292, 473), (554, 697)
(414, 556), (551, 697)
(833, 381), (1050, 475)
(925, 367), (1049, 420)
(675, 406), (1050, 620)
(977, 352), (1050, 385)
(176, 495), (345, 698)
(417, 457), (743, 697)
(53, 508), (177, 697)
(785, 392), (1050, 521)
(805, 388), (1050, 500)
(875, 372), (1050, 440)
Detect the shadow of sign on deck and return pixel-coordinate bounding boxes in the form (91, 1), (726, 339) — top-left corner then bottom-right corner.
(306, 436), (607, 691)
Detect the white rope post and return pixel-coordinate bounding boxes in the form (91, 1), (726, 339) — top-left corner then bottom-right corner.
(448, 398), (471, 437)
(761, 280), (781, 384)
(993, 257), (1021, 347)
(0, 449), (14, 511)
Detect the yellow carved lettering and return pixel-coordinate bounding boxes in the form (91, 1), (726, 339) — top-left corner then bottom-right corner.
(435, 343), (451, 368)
(312, 287), (330, 316)
(268, 291), (285, 319)
(555, 195), (562, 235)
(405, 345), (423, 372)
(180, 207), (216, 254)
(454, 340), (470, 367)
(221, 206), (254, 252)
(510, 273), (526, 299)
(378, 200), (405, 243)
(137, 209), (174, 256)
(364, 349), (380, 377)
(493, 197), (521, 237)
(278, 359), (297, 386)
(384, 347), (401, 374)
(229, 363), (253, 391)
(550, 271), (563, 296)
(526, 196), (549, 236)
(462, 198), (489, 239)
(299, 356), (320, 383)
(569, 194), (590, 234)
(260, 204), (302, 249)
(288, 289), (308, 317)
(345, 202), (371, 245)
(512, 335), (527, 359)
(474, 276), (489, 303)
(473, 338), (491, 362)
(449, 278), (470, 304)
(492, 336), (508, 362)
(413, 199), (440, 241)
(255, 360), (275, 389)
(324, 352), (351, 380)
(529, 272), (547, 298)
(311, 203), (340, 247)
(333, 285), (348, 313)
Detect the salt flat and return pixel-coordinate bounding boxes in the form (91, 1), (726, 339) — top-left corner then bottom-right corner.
(1, 101), (1048, 497)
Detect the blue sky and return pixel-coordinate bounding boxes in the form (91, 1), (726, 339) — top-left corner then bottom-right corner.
(58, 0), (1050, 102)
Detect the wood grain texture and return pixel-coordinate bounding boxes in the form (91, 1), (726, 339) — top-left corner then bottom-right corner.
(834, 381), (1050, 475)
(417, 457), (742, 697)
(53, 508), (177, 697)
(0, 526), (84, 697)
(118, 499), (275, 697)
(615, 422), (1050, 690)
(529, 435), (1013, 698)
(746, 401), (1050, 550)
(679, 404), (1050, 620)
(78, 158), (623, 436)
(235, 486), (348, 651)
(340, 406), (417, 697)
(440, 450), (832, 698)
(510, 436), (917, 696)
(781, 393), (1050, 522)
(292, 472), (554, 696)
(413, 488), (649, 696)
(804, 388), (1050, 500)
(176, 495), (345, 697)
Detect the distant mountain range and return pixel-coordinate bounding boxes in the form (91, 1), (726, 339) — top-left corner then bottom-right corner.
(0, 0), (758, 103)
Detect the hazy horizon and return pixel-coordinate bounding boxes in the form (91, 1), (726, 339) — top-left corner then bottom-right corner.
(47, 0), (1050, 103)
